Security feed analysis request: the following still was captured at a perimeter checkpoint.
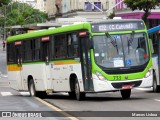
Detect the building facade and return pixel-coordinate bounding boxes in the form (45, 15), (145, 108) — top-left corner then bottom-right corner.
(12, 0), (46, 12)
(115, 0), (160, 28)
(45, 0), (116, 21)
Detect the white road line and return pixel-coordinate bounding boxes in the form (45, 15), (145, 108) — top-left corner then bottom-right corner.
(154, 99), (160, 102)
(1, 92), (13, 96)
(19, 92), (30, 96)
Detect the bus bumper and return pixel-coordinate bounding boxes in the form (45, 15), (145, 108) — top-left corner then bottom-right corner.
(92, 74), (153, 92)
(138, 74), (153, 88)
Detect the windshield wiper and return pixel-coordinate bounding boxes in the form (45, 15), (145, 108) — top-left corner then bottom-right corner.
(105, 32), (118, 53)
(127, 31), (135, 54)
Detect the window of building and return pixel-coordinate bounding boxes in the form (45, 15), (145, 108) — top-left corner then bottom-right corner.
(94, 2), (101, 11)
(106, 1), (109, 10)
(84, 2), (92, 11)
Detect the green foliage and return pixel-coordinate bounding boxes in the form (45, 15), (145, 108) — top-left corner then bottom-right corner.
(0, 0), (11, 6)
(124, 0), (159, 25)
(108, 12), (115, 19)
(124, 0), (159, 12)
(0, 2), (47, 26)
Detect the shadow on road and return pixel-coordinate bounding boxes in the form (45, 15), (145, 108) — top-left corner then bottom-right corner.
(43, 93), (146, 102)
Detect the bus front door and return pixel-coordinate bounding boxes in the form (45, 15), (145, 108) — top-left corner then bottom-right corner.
(42, 41), (52, 92)
(15, 44), (25, 90)
(79, 37), (93, 91)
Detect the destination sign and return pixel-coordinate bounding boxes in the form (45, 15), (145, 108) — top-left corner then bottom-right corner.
(91, 21), (144, 32)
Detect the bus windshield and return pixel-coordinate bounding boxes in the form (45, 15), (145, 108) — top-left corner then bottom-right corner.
(93, 33), (149, 68)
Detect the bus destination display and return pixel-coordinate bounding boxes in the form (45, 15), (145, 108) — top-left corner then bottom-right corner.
(91, 22), (144, 32)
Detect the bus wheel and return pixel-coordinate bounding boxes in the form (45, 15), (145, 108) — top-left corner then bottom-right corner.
(29, 80), (36, 97)
(153, 72), (158, 92)
(75, 80), (85, 101)
(36, 91), (47, 98)
(68, 92), (76, 99)
(120, 89), (131, 99)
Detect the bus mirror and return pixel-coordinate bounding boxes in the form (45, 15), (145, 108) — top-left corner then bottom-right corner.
(150, 39), (154, 54)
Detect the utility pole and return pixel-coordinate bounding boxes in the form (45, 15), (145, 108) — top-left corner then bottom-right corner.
(4, 5), (6, 41)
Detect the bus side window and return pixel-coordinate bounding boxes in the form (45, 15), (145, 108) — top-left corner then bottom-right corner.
(7, 43), (15, 63)
(67, 34), (74, 57)
(34, 38), (41, 61)
(55, 34), (67, 59)
(50, 36), (55, 59)
(24, 40), (32, 61)
(72, 33), (79, 57)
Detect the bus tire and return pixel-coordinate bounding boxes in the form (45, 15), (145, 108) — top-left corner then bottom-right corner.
(153, 72), (159, 92)
(29, 79), (36, 97)
(68, 92), (76, 99)
(75, 80), (85, 101)
(36, 91), (47, 98)
(120, 89), (131, 99)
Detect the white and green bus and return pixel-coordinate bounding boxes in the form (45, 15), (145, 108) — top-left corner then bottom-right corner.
(7, 19), (153, 100)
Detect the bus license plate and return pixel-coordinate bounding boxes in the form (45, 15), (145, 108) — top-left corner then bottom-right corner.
(122, 84), (132, 90)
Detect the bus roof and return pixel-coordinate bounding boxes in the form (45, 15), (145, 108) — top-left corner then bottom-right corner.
(7, 22), (90, 43)
(7, 19), (144, 43)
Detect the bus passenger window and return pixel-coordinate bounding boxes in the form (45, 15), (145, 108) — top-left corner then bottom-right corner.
(67, 35), (73, 57)
(72, 34), (79, 57)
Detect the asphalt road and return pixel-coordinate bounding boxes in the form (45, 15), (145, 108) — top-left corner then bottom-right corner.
(43, 88), (160, 120)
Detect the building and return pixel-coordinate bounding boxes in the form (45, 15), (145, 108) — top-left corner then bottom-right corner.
(115, 0), (160, 28)
(12, 0), (46, 12)
(45, 0), (116, 22)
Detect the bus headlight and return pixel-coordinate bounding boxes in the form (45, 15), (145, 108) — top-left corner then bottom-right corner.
(96, 71), (106, 80)
(145, 68), (152, 78)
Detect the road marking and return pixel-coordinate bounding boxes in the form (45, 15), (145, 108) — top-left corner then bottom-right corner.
(154, 99), (160, 102)
(34, 97), (79, 120)
(1, 92), (13, 96)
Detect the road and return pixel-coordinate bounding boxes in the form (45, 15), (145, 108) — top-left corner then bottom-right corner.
(43, 88), (160, 120)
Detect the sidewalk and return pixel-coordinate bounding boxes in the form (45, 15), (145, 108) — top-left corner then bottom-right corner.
(0, 40), (7, 77)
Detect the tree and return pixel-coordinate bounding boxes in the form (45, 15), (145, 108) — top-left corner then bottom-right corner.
(108, 12), (115, 19)
(124, 0), (159, 26)
(0, 0), (11, 6)
(0, 2), (47, 26)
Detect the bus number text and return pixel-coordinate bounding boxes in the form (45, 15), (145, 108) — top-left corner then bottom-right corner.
(113, 76), (121, 80)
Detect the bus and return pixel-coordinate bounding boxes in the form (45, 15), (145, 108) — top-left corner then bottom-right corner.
(7, 19), (153, 100)
(148, 25), (160, 92)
